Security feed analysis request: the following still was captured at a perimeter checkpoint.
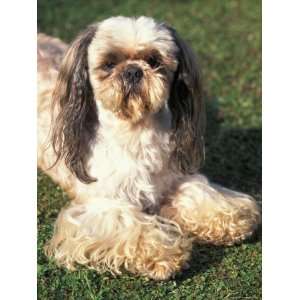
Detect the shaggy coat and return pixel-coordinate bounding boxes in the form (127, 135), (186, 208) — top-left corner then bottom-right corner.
(37, 16), (260, 280)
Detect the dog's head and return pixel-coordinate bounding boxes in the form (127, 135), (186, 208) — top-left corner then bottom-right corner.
(52, 16), (205, 183)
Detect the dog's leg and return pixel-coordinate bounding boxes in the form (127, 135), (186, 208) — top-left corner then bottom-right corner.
(45, 198), (192, 280)
(160, 175), (260, 245)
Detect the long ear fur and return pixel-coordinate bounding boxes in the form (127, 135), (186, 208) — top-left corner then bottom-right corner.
(51, 25), (99, 183)
(166, 26), (206, 174)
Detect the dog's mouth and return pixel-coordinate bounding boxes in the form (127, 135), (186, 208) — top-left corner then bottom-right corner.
(120, 77), (144, 98)
(124, 84), (143, 99)
(115, 83), (152, 122)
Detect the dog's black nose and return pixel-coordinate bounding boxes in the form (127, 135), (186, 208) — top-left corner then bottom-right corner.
(124, 65), (143, 84)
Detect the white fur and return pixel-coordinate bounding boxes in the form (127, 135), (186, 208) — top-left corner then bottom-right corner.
(38, 17), (260, 280)
(74, 101), (175, 213)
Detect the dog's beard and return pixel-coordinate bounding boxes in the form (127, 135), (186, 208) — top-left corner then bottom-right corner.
(96, 72), (169, 123)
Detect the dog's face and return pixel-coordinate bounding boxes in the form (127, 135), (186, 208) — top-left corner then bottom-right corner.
(88, 17), (178, 123)
(52, 16), (205, 183)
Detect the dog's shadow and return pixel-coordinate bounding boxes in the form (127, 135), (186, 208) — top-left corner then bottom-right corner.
(203, 100), (261, 199)
(174, 100), (262, 282)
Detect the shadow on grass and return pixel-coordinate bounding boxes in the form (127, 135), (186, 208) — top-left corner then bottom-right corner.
(172, 99), (262, 282)
(203, 99), (261, 199)
(175, 244), (226, 283)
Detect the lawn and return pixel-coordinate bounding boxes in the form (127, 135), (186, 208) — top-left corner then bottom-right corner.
(37, 1), (261, 299)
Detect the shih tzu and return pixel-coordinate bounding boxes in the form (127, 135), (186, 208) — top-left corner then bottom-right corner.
(37, 16), (260, 281)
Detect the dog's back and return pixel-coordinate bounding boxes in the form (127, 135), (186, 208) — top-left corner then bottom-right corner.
(37, 33), (67, 98)
(37, 33), (67, 70)
(37, 34), (68, 174)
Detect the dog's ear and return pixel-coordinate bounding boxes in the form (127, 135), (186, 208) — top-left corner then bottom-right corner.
(165, 25), (206, 174)
(51, 24), (99, 183)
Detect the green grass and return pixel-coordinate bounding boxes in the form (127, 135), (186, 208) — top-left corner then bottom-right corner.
(38, 1), (261, 299)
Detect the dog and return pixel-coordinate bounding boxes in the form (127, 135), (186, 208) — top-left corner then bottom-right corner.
(37, 16), (260, 281)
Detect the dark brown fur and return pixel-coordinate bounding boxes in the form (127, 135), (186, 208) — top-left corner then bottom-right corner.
(165, 25), (206, 174)
(51, 25), (99, 183)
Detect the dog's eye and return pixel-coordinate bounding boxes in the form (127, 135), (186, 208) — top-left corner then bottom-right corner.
(147, 56), (160, 69)
(102, 62), (116, 71)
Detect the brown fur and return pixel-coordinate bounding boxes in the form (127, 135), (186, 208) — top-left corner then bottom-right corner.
(51, 25), (99, 183)
(165, 25), (206, 175)
(38, 17), (260, 281)
(90, 45), (175, 123)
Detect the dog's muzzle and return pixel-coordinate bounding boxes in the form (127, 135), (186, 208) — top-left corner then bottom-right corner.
(123, 64), (143, 85)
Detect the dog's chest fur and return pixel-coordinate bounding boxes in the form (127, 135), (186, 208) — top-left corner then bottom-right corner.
(75, 105), (175, 212)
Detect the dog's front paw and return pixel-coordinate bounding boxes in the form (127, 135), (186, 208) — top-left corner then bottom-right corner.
(146, 261), (177, 281)
(130, 221), (192, 280)
(136, 249), (190, 281)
